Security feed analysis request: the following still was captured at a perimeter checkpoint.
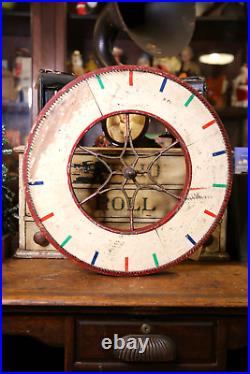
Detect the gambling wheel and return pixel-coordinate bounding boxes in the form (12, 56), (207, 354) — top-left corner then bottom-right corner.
(23, 66), (232, 276)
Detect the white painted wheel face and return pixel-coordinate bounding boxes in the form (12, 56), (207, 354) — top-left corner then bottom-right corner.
(24, 66), (232, 275)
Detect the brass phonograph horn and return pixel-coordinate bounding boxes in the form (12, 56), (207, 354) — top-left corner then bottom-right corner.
(94, 2), (196, 66)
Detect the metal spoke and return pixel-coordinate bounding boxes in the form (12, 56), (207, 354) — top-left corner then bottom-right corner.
(131, 154), (139, 169)
(75, 113), (185, 231)
(121, 182), (135, 231)
(136, 139), (179, 160)
(148, 183), (181, 200)
(80, 189), (101, 205)
(134, 181), (181, 200)
(146, 140), (179, 174)
(79, 177), (113, 205)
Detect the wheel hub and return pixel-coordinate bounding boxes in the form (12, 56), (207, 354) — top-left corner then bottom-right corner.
(123, 166), (137, 180)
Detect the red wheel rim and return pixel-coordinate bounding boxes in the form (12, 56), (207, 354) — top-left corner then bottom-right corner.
(23, 65), (233, 276)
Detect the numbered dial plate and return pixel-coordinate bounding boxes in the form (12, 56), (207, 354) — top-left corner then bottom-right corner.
(23, 66), (232, 276)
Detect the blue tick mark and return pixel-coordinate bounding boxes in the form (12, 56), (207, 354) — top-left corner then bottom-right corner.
(185, 234), (196, 246)
(212, 150), (226, 157)
(91, 251), (99, 266)
(159, 77), (168, 92)
(28, 181), (44, 186)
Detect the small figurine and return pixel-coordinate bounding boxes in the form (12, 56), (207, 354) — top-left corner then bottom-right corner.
(86, 2), (98, 13)
(112, 46), (124, 65)
(179, 46), (201, 77)
(206, 75), (228, 109)
(84, 54), (98, 72)
(76, 2), (88, 16)
(13, 48), (31, 104)
(137, 53), (151, 67)
(2, 67), (18, 101)
(70, 50), (84, 76)
(231, 64), (248, 108)
(94, 134), (109, 147)
(153, 56), (181, 75)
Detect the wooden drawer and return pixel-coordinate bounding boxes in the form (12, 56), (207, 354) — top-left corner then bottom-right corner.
(70, 316), (224, 371)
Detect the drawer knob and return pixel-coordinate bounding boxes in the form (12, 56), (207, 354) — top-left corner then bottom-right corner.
(141, 323), (151, 334)
(33, 231), (49, 247)
(113, 334), (176, 362)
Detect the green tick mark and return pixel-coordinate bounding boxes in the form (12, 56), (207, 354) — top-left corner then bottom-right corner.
(96, 75), (104, 89)
(152, 253), (159, 267)
(213, 183), (227, 188)
(184, 94), (195, 107)
(61, 235), (72, 248)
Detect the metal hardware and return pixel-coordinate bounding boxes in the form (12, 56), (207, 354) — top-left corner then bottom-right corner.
(113, 334), (176, 362)
(141, 323), (151, 334)
(33, 231), (49, 247)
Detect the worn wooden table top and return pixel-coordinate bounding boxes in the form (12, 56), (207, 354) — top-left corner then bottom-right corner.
(2, 259), (248, 308)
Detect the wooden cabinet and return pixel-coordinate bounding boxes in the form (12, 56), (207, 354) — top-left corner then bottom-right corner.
(2, 259), (248, 371)
(71, 316), (221, 371)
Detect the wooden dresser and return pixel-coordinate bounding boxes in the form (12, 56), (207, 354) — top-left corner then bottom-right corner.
(2, 259), (247, 371)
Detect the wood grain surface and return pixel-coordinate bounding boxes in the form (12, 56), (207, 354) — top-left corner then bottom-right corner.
(2, 259), (247, 308)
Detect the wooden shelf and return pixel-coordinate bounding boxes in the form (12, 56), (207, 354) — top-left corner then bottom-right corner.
(2, 10), (31, 37)
(68, 13), (98, 21)
(2, 10), (30, 18)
